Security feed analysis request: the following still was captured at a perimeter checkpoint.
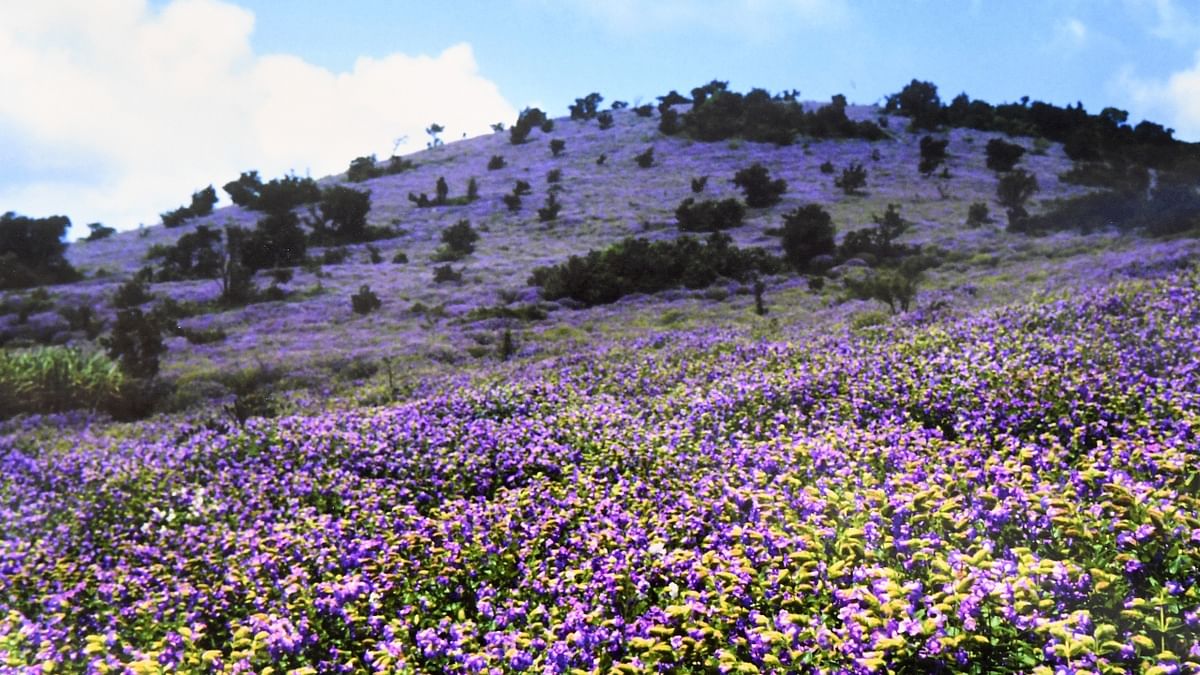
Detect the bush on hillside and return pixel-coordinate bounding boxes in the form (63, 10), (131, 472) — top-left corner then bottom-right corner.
(635, 148), (655, 168)
(102, 308), (166, 380)
(569, 93), (604, 120)
(733, 163), (787, 208)
(919, 136), (949, 176)
(597, 111), (614, 130)
(997, 169), (1040, 229)
(675, 198), (745, 232)
(884, 79), (943, 131)
(529, 233), (779, 306)
(224, 171), (320, 214)
(966, 202), (991, 227)
(434, 220), (479, 261)
(985, 139), (1026, 172)
(840, 204), (917, 261)
(845, 265), (923, 314)
(510, 107), (548, 144)
(351, 285), (382, 315)
(538, 194), (563, 222)
(85, 222), (116, 242)
(779, 204), (837, 271)
(487, 155), (507, 170)
(550, 139), (566, 157)
(152, 225), (224, 280)
(112, 278), (154, 309)
(835, 163), (868, 194)
(315, 186), (371, 242)
(433, 264), (463, 284)
(242, 211), (307, 270)
(0, 212), (78, 290)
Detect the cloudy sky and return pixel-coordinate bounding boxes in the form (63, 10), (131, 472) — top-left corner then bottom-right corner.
(3, 0), (1200, 238)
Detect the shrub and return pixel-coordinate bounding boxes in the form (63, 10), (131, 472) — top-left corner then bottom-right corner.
(317, 186), (371, 242)
(103, 308), (166, 379)
(779, 204), (837, 270)
(0, 347), (124, 419)
(633, 104), (654, 117)
(675, 198), (745, 232)
(691, 176), (708, 193)
(112, 278), (154, 309)
(597, 111), (614, 130)
(596, 154), (607, 166)
(919, 136), (949, 176)
(84, 222), (116, 241)
(547, 169), (562, 184)
(436, 177), (448, 205)
(733, 163), (788, 208)
(529, 233), (780, 306)
(835, 163), (868, 194)
(222, 171), (262, 207)
(351, 285), (382, 315)
(550, 139), (566, 157)
(985, 139), (1026, 172)
(540, 119), (554, 133)
(658, 108), (681, 135)
(635, 147), (655, 168)
(997, 169), (1040, 229)
(510, 107), (548, 144)
(845, 266), (922, 314)
(487, 155), (506, 170)
(392, 251), (408, 264)
(254, 174), (321, 215)
(513, 180), (532, 196)
(884, 79), (942, 131)
(1059, 161), (1150, 195)
(839, 204), (916, 261)
(569, 93), (604, 120)
(242, 211), (307, 270)
(437, 220), (479, 260)
(433, 264), (462, 284)
(153, 224), (224, 280)
(819, 161), (835, 174)
(498, 329), (517, 360)
(59, 305), (103, 340)
(0, 213), (78, 290)
(426, 123), (444, 149)
(538, 194), (562, 222)
(502, 193), (522, 212)
(160, 207), (192, 228)
(347, 155), (380, 182)
(189, 185), (218, 217)
(966, 202), (991, 227)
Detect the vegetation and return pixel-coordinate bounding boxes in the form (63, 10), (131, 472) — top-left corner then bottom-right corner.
(487, 155), (506, 170)
(779, 204), (837, 270)
(997, 169), (1040, 230)
(537, 194), (563, 222)
(733, 163), (788, 207)
(0, 212), (78, 290)
(434, 220), (479, 261)
(433, 264), (463, 284)
(161, 185), (218, 228)
(529, 233), (779, 306)
(102, 308), (167, 379)
(314, 186), (372, 242)
(223, 172), (321, 214)
(351, 285), (382, 315)
(840, 204), (917, 262)
(966, 202), (991, 227)
(844, 264), (923, 313)
(550, 139), (566, 157)
(569, 93), (604, 120)
(675, 198), (745, 232)
(84, 222), (116, 242)
(0, 347), (124, 418)
(634, 147), (655, 168)
(682, 82), (886, 144)
(835, 163), (868, 194)
(918, 136), (949, 176)
(510, 107), (548, 144)
(986, 139), (1026, 172)
(347, 154), (414, 182)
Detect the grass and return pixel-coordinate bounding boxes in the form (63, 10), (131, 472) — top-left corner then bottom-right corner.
(0, 346), (124, 418)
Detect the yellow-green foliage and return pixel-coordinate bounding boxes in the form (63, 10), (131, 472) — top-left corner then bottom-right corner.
(0, 346), (123, 418)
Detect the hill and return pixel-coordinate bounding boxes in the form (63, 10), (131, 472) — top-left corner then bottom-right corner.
(1, 81), (1199, 673)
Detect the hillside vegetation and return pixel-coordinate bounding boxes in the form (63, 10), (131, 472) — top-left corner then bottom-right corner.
(1, 80), (1199, 673)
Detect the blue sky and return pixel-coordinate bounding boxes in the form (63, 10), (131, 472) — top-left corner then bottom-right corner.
(2, 0), (1199, 238)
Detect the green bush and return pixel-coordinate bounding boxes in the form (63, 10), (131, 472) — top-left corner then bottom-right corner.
(102, 308), (166, 379)
(919, 136), (949, 176)
(845, 266), (922, 314)
(538, 194), (562, 222)
(84, 222), (116, 241)
(597, 112), (614, 130)
(487, 155), (506, 170)
(835, 163), (868, 194)
(675, 198), (745, 232)
(112, 278), (154, 309)
(224, 172), (320, 214)
(0, 347), (124, 418)
(529, 233), (779, 306)
(316, 186), (372, 242)
(691, 176), (708, 193)
(997, 169), (1040, 230)
(733, 163), (787, 208)
(351, 285), (382, 315)
(550, 139), (566, 157)
(966, 202), (991, 227)
(435, 220), (479, 261)
(433, 264), (463, 284)
(152, 225), (224, 280)
(985, 139), (1026, 172)
(884, 79), (942, 131)
(569, 93), (604, 120)
(189, 185), (218, 217)
(635, 147), (655, 168)
(779, 204), (836, 270)
(242, 211), (307, 270)
(0, 212), (78, 290)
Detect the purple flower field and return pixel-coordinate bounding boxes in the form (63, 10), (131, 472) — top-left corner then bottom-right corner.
(3, 92), (1200, 675)
(2, 266), (1199, 673)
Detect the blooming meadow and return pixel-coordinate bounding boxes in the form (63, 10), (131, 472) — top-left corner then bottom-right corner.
(2, 266), (1198, 673)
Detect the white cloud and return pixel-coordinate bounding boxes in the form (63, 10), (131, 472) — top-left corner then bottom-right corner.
(1113, 52), (1200, 141)
(1130, 0), (1200, 44)
(1060, 17), (1088, 47)
(0, 0), (516, 237)
(556, 0), (850, 39)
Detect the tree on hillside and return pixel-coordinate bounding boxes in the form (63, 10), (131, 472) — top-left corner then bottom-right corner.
(0, 212), (78, 290)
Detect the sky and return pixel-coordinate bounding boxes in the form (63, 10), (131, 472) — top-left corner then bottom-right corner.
(3, 0), (1200, 239)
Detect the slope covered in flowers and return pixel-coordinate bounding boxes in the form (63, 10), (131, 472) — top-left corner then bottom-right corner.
(2, 269), (1200, 674)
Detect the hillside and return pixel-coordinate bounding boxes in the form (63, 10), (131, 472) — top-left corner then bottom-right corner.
(2, 83), (1200, 673)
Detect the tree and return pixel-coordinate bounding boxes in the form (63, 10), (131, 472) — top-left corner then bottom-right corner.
(426, 123), (445, 148)
(985, 139), (1026, 172)
(569, 93), (604, 120)
(997, 169), (1040, 230)
(835, 163), (868, 195)
(845, 267), (921, 314)
(351, 285), (382, 314)
(103, 308), (166, 379)
(242, 211), (307, 270)
(318, 186), (372, 242)
(0, 212), (78, 290)
(779, 205), (836, 270)
(919, 136), (949, 176)
(438, 220), (479, 259)
(189, 185), (218, 217)
(550, 139), (566, 157)
(886, 79), (942, 131)
(733, 164), (787, 208)
(675, 198), (745, 232)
